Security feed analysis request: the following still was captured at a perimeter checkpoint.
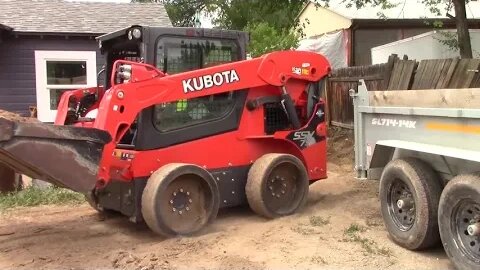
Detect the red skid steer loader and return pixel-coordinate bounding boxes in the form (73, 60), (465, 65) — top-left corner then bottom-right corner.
(0, 26), (330, 236)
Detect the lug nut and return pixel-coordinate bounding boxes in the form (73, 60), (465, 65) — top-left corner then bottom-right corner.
(188, 199), (193, 203)
(282, 183), (287, 187)
(281, 190), (285, 194)
(467, 223), (480, 236)
(186, 207), (190, 211)
(169, 200), (174, 204)
(179, 210), (183, 215)
(397, 198), (413, 210)
(186, 192), (190, 196)
(269, 186), (273, 190)
(173, 192), (177, 196)
(180, 188), (184, 193)
(172, 208), (176, 212)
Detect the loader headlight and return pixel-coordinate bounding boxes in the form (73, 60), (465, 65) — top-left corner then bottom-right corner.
(118, 64), (132, 82)
(127, 27), (142, 40)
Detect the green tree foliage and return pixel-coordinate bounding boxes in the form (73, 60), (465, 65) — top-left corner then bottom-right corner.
(245, 22), (300, 57)
(133, 0), (308, 56)
(134, 0), (473, 58)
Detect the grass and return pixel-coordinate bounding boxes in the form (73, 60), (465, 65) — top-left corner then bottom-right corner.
(344, 223), (366, 234)
(343, 223), (392, 257)
(0, 187), (85, 211)
(309, 215), (330, 227)
(292, 215), (331, 235)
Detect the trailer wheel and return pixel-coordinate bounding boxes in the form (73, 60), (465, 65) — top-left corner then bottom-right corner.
(246, 154), (309, 219)
(379, 158), (442, 250)
(439, 174), (480, 270)
(141, 163), (219, 237)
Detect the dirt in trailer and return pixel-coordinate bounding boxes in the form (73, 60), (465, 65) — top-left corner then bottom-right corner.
(0, 128), (452, 270)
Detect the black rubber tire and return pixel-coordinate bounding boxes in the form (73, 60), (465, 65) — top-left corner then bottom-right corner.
(379, 158), (442, 250)
(246, 153), (309, 219)
(141, 163), (220, 237)
(439, 174), (480, 270)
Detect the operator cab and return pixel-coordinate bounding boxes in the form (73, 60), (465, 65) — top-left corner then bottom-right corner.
(97, 25), (248, 87)
(95, 26), (249, 148)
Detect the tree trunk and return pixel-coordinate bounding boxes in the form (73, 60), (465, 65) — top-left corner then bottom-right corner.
(453, 0), (473, 58)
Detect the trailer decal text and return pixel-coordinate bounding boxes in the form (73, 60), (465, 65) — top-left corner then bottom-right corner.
(182, 69), (240, 93)
(371, 118), (416, 129)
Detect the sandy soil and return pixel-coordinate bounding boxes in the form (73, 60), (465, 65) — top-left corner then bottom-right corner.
(0, 129), (453, 270)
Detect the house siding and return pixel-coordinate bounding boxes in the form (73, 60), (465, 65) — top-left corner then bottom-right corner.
(0, 35), (104, 115)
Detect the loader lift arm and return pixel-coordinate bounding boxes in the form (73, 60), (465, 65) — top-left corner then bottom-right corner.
(90, 50), (330, 188)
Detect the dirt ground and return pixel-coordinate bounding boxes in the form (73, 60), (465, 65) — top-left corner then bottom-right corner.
(0, 128), (453, 270)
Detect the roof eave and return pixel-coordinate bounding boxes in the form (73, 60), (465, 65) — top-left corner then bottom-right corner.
(0, 24), (13, 32)
(350, 18), (480, 29)
(10, 30), (104, 37)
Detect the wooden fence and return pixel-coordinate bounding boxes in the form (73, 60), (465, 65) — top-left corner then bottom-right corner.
(326, 55), (480, 128)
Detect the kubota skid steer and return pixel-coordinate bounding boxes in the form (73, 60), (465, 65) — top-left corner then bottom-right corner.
(0, 26), (330, 236)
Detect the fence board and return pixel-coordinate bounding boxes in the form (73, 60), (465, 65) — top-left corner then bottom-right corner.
(326, 55), (480, 128)
(388, 60), (416, 90)
(327, 63), (387, 126)
(438, 58), (458, 88)
(411, 60), (426, 89)
(448, 59), (480, 88)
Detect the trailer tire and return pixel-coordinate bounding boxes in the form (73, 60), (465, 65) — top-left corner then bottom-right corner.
(246, 154), (309, 219)
(439, 174), (480, 270)
(141, 163), (219, 237)
(379, 158), (442, 250)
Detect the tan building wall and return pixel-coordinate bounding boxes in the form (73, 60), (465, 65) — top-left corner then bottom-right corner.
(297, 2), (352, 38)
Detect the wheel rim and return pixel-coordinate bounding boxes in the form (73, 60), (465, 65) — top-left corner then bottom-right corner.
(262, 161), (304, 215)
(452, 199), (480, 262)
(387, 179), (416, 231)
(158, 174), (214, 234)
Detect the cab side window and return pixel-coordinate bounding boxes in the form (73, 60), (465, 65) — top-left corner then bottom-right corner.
(153, 37), (239, 132)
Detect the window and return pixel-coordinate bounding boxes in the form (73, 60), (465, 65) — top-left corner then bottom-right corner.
(35, 51), (96, 122)
(46, 61), (87, 85)
(45, 61), (88, 109)
(153, 92), (235, 132)
(153, 37), (240, 131)
(156, 37), (239, 74)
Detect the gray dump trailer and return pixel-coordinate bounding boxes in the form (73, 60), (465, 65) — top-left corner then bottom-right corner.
(352, 80), (480, 270)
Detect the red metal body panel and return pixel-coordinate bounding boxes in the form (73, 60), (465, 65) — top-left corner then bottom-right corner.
(55, 50), (331, 188)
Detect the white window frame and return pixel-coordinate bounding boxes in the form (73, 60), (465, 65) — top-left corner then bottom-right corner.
(34, 51), (97, 122)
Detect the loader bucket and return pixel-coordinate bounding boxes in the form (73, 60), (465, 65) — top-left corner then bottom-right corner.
(0, 118), (111, 193)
